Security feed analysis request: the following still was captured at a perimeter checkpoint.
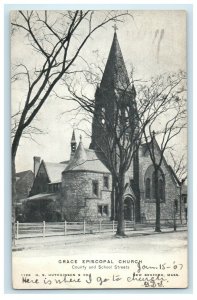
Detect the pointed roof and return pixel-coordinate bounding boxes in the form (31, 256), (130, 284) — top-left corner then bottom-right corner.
(64, 137), (110, 173)
(124, 183), (136, 200)
(64, 136), (87, 171)
(100, 32), (130, 91)
(71, 129), (76, 142)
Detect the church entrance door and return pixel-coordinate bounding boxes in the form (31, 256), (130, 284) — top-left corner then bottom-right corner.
(124, 197), (134, 221)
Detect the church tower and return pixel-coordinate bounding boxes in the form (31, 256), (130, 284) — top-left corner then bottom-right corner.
(90, 31), (136, 151)
(90, 31), (141, 222)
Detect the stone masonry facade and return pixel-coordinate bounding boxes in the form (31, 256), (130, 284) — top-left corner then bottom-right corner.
(62, 171), (112, 221)
(138, 145), (185, 221)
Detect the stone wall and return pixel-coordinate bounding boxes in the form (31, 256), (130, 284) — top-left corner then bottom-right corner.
(61, 171), (112, 221)
(138, 145), (181, 221)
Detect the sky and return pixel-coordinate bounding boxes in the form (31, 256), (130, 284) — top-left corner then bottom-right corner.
(11, 10), (187, 172)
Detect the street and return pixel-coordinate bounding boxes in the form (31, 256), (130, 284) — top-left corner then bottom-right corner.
(13, 229), (187, 257)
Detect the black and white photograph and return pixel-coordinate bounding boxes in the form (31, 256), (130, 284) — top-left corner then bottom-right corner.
(11, 9), (188, 289)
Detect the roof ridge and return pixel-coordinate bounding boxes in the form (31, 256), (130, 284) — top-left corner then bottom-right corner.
(16, 170), (33, 175)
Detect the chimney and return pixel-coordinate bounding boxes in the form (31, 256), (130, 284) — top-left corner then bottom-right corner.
(33, 156), (41, 177)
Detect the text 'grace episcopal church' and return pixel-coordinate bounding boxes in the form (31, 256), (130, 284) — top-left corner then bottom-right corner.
(19, 32), (186, 223)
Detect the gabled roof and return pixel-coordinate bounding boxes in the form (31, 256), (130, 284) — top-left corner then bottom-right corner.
(43, 162), (68, 183)
(124, 183), (136, 200)
(15, 170), (34, 200)
(140, 137), (180, 186)
(64, 139), (110, 174)
(16, 170), (33, 181)
(100, 32), (131, 91)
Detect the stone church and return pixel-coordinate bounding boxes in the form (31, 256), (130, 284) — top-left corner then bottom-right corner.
(18, 32), (186, 223)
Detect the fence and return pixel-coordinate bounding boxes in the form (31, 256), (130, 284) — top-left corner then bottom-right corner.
(14, 218), (186, 240)
(140, 218), (186, 227)
(14, 220), (135, 240)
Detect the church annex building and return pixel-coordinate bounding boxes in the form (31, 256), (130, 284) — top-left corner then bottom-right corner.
(16, 32), (187, 224)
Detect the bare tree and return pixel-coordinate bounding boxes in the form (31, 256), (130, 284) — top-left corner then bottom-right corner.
(64, 84), (140, 236)
(169, 151), (187, 183)
(140, 71), (187, 232)
(11, 10), (132, 242)
(168, 151), (187, 224)
(60, 68), (186, 236)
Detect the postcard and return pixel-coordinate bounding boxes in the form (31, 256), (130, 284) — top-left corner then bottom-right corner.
(11, 10), (188, 289)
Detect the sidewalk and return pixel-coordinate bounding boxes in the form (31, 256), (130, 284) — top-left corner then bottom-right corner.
(12, 226), (187, 251)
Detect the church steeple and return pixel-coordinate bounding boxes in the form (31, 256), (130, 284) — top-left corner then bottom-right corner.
(70, 130), (76, 159)
(90, 32), (136, 150)
(100, 32), (130, 91)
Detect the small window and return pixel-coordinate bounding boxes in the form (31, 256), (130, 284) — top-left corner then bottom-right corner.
(71, 144), (76, 152)
(125, 110), (129, 118)
(103, 176), (109, 189)
(103, 205), (108, 215)
(98, 205), (109, 216)
(125, 109), (129, 127)
(98, 205), (102, 215)
(92, 180), (99, 196)
(101, 107), (105, 115)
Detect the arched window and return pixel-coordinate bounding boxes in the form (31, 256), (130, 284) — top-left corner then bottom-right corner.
(145, 178), (151, 199)
(144, 165), (165, 202)
(125, 109), (129, 127)
(125, 110), (129, 118)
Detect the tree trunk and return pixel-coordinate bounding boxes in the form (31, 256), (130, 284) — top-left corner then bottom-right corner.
(133, 149), (141, 222)
(12, 130), (22, 246)
(154, 168), (161, 232)
(12, 157), (16, 246)
(116, 176), (126, 236)
(111, 178), (116, 220)
(179, 184), (183, 224)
